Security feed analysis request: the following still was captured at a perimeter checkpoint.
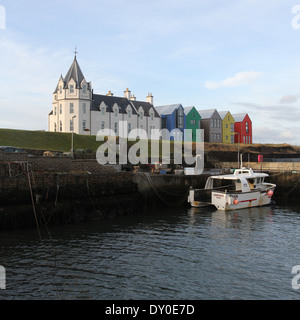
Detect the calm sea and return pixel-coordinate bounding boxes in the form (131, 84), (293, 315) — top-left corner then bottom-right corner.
(1, 203), (300, 300)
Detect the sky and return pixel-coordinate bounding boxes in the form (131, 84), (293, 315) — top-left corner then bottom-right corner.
(1, 0), (300, 145)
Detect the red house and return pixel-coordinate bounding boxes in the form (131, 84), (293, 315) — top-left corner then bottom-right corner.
(233, 113), (252, 144)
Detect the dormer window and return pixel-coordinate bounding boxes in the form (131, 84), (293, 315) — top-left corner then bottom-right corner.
(150, 112), (154, 121)
(140, 111), (143, 120)
(59, 86), (62, 94)
(70, 85), (74, 93)
(114, 108), (118, 117)
(82, 85), (87, 94)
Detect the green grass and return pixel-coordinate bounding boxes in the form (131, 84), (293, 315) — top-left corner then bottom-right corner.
(0, 129), (101, 152)
(1, 128), (298, 155)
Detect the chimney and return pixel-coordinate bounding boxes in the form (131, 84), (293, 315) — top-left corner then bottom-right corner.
(124, 88), (131, 100)
(106, 91), (114, 96)
(130, 94), (136, 101)
(146, 93), (153, 105)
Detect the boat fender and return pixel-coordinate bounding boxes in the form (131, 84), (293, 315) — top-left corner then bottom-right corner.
(233, 199), (239, 205)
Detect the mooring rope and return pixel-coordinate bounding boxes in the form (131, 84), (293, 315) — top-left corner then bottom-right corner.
(138, 172), (190, 207)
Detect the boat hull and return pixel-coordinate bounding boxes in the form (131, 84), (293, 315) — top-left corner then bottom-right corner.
(211, 187), (276, 211)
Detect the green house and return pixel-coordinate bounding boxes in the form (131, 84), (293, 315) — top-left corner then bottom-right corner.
(184, 107), (202, 142)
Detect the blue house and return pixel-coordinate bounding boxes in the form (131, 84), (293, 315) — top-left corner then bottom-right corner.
(155, 104), (186, 141)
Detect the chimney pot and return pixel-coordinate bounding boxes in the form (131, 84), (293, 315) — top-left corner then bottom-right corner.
(124, 88), (131, 99)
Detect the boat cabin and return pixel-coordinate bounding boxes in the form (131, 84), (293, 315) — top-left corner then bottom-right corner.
(204, 168), (269, 193)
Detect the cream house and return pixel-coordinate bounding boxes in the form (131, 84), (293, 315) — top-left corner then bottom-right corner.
(48, 56), (161, 138)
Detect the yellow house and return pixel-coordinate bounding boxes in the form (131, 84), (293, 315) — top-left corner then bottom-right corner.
(219, 111), (235, 143)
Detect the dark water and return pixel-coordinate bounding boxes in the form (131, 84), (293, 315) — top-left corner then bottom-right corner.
(1, 203), (300, 300)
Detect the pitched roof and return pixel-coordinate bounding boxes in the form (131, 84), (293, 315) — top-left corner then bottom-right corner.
(218, 111), (230, 120)
(64, 57), (86, 88)
(130, 100), (160, 118)
(91, 94), (136, 114)
(184, 106), (194, 115)
(155, 104), (182, 116)
(232, 113), (247, 122)
(197, 109), (217, 119)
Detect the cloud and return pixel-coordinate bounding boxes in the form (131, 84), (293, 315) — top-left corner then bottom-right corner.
(231, 102), (300, 122)
(279, 95), (300, 104)
(205, 71), (263, 90)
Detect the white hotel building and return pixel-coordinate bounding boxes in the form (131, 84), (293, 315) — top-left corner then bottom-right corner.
(48, 55), (161, 138)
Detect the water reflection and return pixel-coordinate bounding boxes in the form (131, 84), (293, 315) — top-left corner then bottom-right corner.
(188, 205), (275, 230)
(1, 204), (300, 300)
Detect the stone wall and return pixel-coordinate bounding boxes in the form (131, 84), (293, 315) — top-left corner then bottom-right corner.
(217, 161), (300, 172)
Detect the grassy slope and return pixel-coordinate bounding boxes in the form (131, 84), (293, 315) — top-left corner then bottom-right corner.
(0, 129), (101, 152)
(0, 128), (299, 154)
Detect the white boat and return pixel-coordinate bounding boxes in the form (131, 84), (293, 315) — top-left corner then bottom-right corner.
(188, 168), (276, 211)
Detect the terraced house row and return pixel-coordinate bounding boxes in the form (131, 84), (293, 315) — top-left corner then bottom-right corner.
(48, 56), (253, 144)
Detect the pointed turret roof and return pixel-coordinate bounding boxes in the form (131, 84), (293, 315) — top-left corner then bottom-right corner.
(64, 56), (85, 88)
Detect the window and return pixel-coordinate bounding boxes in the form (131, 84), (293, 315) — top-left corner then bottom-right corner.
(101, 121), (105, 131)
(211, 119), (214, 128)
(54, 123), (57, 132)
(128, 123), (131, 134)
(54, 107), (57, 116)
(218, 133), (221, 141)
(114, 122), (118, 134)
(231, 123), (234, 132)
(102, 107), (105, 115)
(60, 104), (62, 115)
(151, 113), (154, 121)
(246, 122), (249, 133)
(70, 85), (74, 93)
(226, 135), (228, 141)
(177, 108), (184, 129)
(128, 109), (131, 118)
(114, 108), (118, 117)
(59, 86), (62, 94)
(190, 120), (196, 125)
(82, 120), (86, 131)
(70, 119), (74, 131)
(60, 121), (62, 132)
(218, 120), (220, 128)
(231, 135), (235, 143)
(162, 118), (167, 129)
(70, 103), (74, 114)
(140, 111), (143, 120)
(225, 124), (228, 128)
(83, 103), (86, 114)
(82, 85), (86, 94)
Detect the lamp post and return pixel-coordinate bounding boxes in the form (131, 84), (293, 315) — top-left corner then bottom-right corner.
(235, 132), (240, 168)
(71, 115), (76, 158)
